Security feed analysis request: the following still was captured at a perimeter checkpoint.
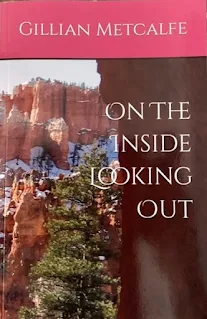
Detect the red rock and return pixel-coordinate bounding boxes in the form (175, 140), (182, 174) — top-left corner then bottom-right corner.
(30, 81), (64, 123)
(0, 81), (117, 169)
(20, 123), (45, 164)
(0, 183), (49, 319)
(65, 86), (116, 144)
(6, 105), (25, 161)
(46, 118), (69, 169)
(3, 84), (34, 116)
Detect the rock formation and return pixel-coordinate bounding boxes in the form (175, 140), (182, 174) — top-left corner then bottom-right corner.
(0, 171), (56, 319)
(3, 195), (48, 319)
(0, 81), (117, 169)
(6, 105), (25, 160)
(45, 118), (69, 169)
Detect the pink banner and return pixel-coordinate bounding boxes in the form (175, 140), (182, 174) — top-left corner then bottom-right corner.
(0, 0), (206, 59)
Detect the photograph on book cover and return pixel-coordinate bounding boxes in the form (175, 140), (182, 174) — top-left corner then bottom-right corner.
(0, 56), (207, 319)
(0, 59), (122, 319)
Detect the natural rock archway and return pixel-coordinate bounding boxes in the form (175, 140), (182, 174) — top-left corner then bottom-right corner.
(97, 58), (207, 319)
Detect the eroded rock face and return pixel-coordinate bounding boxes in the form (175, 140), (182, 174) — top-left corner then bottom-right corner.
(46, 118), (69, 169)
(6, 106), (25, 161)
(3, 84), (34, 117)
(20, 123), (45, 165)
(65, 86), (114, 144)
(1, 81), (117, 169)
(0, 174), (53, 319)
(3, 194), (48, 319)
(30, 82), (64, 124)
(98, 58), (207, 319)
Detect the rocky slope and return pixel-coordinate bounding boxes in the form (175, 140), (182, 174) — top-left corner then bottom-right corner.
(0, 81), (117, 170)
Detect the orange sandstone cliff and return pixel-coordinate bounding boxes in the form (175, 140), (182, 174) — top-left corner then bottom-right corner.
(0, 81), (117, 170)
(0, 173), (52, 319)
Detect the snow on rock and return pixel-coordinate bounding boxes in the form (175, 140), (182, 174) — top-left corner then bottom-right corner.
(30, 146), (44, 163)
(5, 187), (11, 196)
(36, 190), (47, 199)
(30, 146), (71, 178)
(70, 172), (81, 178)
(49, 166), (71, 178)
(6, 147), (71, 179)
(105, 136), (119, 163)
(0, 232), (5, 238)
(69, 137), (118, 166)
(5, 137), (118, 180)
(3, 187), (12, 211)
(6, 159), (30, 172)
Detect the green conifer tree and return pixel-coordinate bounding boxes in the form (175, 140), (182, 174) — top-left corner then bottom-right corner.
(19, 145), (121, 319)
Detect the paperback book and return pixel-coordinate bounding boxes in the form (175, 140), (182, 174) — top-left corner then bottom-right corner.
(0, 1), (206, 318)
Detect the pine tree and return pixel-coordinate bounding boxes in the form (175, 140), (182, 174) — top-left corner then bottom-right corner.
(19, 145), (121, 319)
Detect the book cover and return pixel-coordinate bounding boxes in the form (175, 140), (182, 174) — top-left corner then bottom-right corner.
(0, 1), (206, 318)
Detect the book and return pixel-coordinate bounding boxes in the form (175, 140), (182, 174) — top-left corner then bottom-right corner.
(0, 1), (206, 318)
